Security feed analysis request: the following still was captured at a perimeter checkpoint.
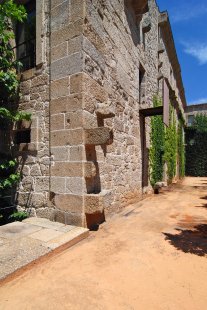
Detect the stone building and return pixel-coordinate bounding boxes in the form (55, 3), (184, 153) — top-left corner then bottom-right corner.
(13, 0), (186, 228)
(185, 103), (207, 126)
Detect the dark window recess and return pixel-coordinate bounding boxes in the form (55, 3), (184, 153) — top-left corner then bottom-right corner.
(14, 129), (31, 144)
(15, 1), (36, 71)
(139, 65), (145, 104)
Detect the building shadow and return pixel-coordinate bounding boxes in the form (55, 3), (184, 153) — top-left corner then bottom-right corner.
(194, 203), (207, 209)
(164, 224), (207, 256)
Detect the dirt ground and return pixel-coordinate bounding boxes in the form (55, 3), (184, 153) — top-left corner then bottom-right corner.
(0, 177), (207, 310)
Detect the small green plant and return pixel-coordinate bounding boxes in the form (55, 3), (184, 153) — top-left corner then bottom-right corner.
(9, 211), (28, 222)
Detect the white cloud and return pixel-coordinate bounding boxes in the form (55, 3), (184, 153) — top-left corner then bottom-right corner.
(189, 98), (207, 105)
(171, 4), (207, 23)
(183, 43), (207, 65)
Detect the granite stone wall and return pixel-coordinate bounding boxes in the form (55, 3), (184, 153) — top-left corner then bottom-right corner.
(15, 0), (186, 228)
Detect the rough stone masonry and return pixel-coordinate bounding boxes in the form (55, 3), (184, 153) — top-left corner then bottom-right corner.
(14, 0), (186, 228)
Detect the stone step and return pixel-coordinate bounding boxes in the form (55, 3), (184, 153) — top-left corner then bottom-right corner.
(0, 218), (89, 281)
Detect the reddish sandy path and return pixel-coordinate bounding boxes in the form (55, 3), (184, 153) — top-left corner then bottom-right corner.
(0, 177), (207, 310)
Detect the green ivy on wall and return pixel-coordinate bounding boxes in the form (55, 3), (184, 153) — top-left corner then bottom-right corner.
(150, 96), (185, 186)
(149, 96), (165, 186)
(177, 119), (185, 178)
(163, 105), (177, 182)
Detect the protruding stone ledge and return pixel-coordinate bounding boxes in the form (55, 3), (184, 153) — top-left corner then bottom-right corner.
(157, 72), (164, 80)
(17, 143), (38, 152)
(142, 17), (151, 33)
(158, 43), (165, 54)
(95, 103), (115, 119)
(158, 12), (168, 27)
(84, 127), (113, 146)
(84, 190), (112, 214)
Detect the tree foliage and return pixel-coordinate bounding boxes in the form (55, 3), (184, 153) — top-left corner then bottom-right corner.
(185, 114), (207, 177)
(0, 0), (29, 223)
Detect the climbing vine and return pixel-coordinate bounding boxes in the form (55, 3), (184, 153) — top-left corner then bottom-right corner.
(150, 96), (185, 186)
(163, 105), (177, 182)
(149, 96), (165, 186)
(0, 0), (30, 223)
(177, 119), (185, 178)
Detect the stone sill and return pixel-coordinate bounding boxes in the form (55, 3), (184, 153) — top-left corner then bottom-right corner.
(15, 143), (38, 153)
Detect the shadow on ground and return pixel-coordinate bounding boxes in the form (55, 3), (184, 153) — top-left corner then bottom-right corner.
(164, 224), (207, 257)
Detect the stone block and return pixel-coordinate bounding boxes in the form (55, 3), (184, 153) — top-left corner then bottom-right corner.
(69, 145), (85, 161)
(54, 194), (84, 213)
(51, 114), (65, 131)
(50, 97), (68, 115)
(31, 75), (49, 88)
(66, 94), (83, 112)
(70, 73), (83, 94)
(70, 0), (85, 22)
(51, 177), (66, 193)
(51, 20), (83, 47)
(66, 177), (86, 194)
(84, 191), (112, 215)
(51, 0), (67, 9)
(51, 146), (69, 161)
(68, 36), (82, 56)
(51, 129), (83, 146)
(51, 162), (83, 177)
(51, 77), (69, 99)
(84, 127), (113, 145)
(30, 164), (42, 176)
(51, 52), (83, 81)
(34, 177), (50, 192)
(21, 176), (34, 191)
(54, 210), (66, 224)
(51, 1), (69, 32)
(51, 161), (96, 178)
(65, 111), (83, 129)
(51, 42), (68, 62)
(65, 212), (86, 227)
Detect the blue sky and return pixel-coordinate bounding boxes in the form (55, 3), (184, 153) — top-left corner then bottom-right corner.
(156, 0), (207, 105)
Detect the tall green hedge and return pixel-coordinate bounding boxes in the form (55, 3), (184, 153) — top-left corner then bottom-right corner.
(185, 114), (207, 176)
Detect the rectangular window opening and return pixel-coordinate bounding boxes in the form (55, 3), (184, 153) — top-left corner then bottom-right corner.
(15, 0), (36, 72)
(139, 65), (146, 104)
(14, 129), (31, 144)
